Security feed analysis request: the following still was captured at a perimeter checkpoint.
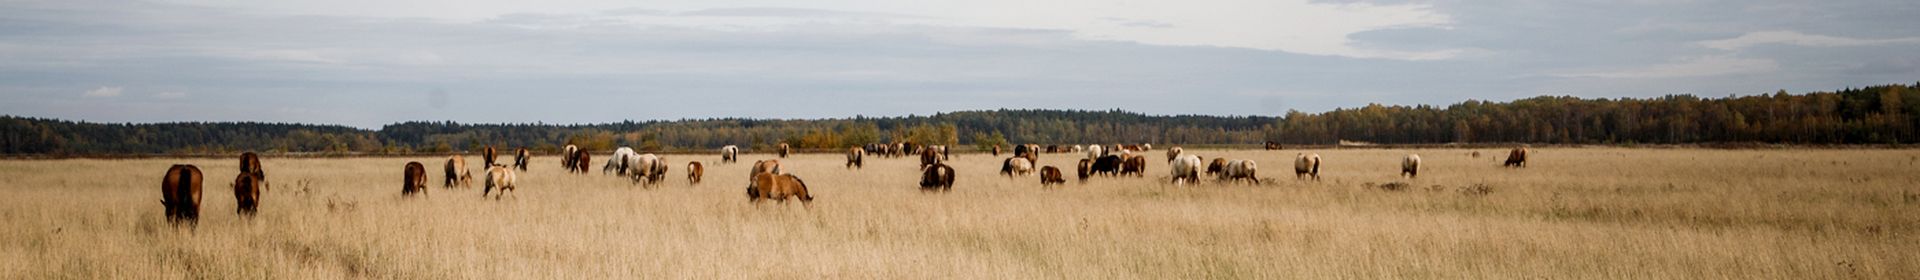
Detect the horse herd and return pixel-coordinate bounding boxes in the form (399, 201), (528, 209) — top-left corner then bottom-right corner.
(155, 143), (1532, 227)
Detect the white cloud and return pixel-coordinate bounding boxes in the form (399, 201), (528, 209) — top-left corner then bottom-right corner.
(83, 86), (124, 97)
(1700, 30), (1920, 50)
(164, 0), (1463, 60)
(154, 92), (189, 99)
(1559, 55), (1779, 79)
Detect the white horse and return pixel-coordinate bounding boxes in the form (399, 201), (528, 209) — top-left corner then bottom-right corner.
(1295, 153), (1321, 181)
(604, 147), (637, 174)
(627, 153), (665, 184)
(1223, 159), (1259, 184)
(1402, 154), (1422, 178)
(1170, 154), (1201, 185)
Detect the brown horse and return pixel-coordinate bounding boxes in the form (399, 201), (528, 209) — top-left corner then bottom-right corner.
(482, 146), (498, 168)
(1504, 147), (1529, 167)
(778, 143), (791, 158)
(846, 147), (863, 169)
(239, 151), (267, 191)
(231, 172), (264, 216)
(750, 160), (781, 180)
(514, 147), (530, 171)
(1076, 159), (1092, 182)
(920, 148), (941, 168)
(687, 161), (705, 185)
(160, 165), (203, 226)
(1206, 158), (1227, 177)
(403, 161), (428, 196)
(1121, 155), (1147, 177)
(239, 151), (264, 175)
(748, 173), (814, 207)
(571, 150), (591, 173)
(921, 163), (955, 191)
(1039, 166), (1065, 186)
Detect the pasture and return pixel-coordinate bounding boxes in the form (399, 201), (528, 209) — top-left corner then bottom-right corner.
(1, 148), (1916, 278)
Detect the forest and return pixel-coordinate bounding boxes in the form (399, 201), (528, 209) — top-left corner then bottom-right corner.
(4, 83), (1916, 155)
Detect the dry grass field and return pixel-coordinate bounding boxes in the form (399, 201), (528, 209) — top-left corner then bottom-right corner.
(2, 148), (1917, 279)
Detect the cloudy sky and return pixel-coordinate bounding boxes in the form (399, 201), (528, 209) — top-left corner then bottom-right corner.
(2, 0), (1917, 128)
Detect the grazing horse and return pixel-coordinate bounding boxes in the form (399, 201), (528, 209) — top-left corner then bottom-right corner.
(1206, 158), (1227, 177)
(921, 148), (941, 168)
(1121, 155), (1147, 177)
(991, 145), (1001, 157)
(232, 171), (265, 216)
(1001, 157), (1034, 177)
(1077, 159), (1092, 182)
(687, 161), (705, 185)
(1221, 160), (1259, 184)
(1264, 141), (1282, 150)
(562, 145), (580, 169)
(1092, 155), (1123, 176)
(571, 150), (591, 174)
(721, 145), (739, 163)
(444, 155), (472, 188)
(1086, 145), (1105, 161)
(606, 147), (637, 175)
(239, 151), (264, 176)
(1403, 154), (1422, 178)
(1294, 153), (1321, 181)
(748, 173), (814, 207)
(514, 148), (530, 171)
(846, 147), (864, 169)
(1504, 147), (1529, 167)
(750, 160), (782, 181)
(778, 143), (791, 158)
(482, 146), (498, 168)
(403, 161), (428, 196)
(1170, 155), (1202, 186)
(627, 153), (666, 185)
(239, 151), (267, 191)
(484, 165), (516, 199)
(160, 165), (203, 226)
(1039, 166), (1065, 186)
(921, 163), (955, 191)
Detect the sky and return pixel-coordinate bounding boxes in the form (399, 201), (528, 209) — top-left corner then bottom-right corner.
(2, 0), (1917, 128)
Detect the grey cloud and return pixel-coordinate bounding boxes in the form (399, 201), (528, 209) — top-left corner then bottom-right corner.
(1, 0), (1916, 128)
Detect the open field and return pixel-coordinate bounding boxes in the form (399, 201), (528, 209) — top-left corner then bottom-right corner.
(2, 148), (1917, 279)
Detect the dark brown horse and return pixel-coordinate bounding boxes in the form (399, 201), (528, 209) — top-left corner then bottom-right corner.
(239, 152), (264, 175)
(404, 161), (428, 196)
(233, 171), (264, 216)
(920, 163), (955, 191)
(1504, 147), (1529, 167)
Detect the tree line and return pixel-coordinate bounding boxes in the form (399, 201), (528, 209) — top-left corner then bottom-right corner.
(4, 83), (1916, 155)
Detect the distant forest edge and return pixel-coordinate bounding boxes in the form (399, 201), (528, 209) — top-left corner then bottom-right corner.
(5, 83), (1918, 155)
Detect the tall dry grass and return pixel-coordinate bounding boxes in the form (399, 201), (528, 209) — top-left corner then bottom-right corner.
(0, 148), (1916, 279)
